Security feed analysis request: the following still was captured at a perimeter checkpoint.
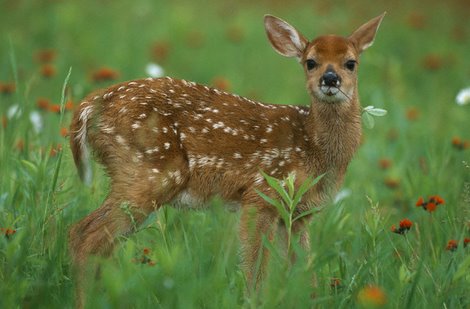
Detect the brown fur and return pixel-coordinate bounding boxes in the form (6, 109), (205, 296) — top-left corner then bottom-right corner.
(69, 13), (385, 307)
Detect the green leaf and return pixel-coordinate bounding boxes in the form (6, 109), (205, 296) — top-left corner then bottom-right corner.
(293, 208), (317, 222)
(453, 255), (470, 282)
(366, 107), (387, 117)
(20, 160), (38, 174)
(362, 112), (375, 129)
(260, 171), (291, 205)
(255, 190), (290, 224)
(292, 174), (324, 207)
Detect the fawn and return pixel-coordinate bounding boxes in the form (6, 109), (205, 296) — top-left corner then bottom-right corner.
(69, 13), (385, 307)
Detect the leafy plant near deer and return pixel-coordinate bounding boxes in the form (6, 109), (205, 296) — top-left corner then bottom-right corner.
(256, 172), (324, 255)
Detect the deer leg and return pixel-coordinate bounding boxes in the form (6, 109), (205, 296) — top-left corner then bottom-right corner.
(69, 166), (185, 308)
(239, 195), (279, 292)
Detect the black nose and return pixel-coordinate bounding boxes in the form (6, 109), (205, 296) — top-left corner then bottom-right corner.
(322, 71), (340, 87)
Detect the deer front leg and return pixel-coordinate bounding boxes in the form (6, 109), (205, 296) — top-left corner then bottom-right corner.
(239, 195), (279, 292)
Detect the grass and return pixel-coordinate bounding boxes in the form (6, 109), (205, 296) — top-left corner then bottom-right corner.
(1, 0), (470, 308)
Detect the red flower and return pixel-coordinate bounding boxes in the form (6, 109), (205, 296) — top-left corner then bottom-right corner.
(0, 82), (16, 95)
(357, 285), (387, 307)
(1, 227), (16, 239)
(378, 158), (392, 170)
(60, 127), (68, 137)
(330, 278), (341, 289)
(35, 49), (57, 63)
(446, 239), (458, 251)
(464, 238), (470, 248)
(143, 248), (151, 255)
(91, 67), (119, 82)
(415, 197), (424, 207)
(40, 64), (56, 78)
(48, 104), (61, 114)
(415, 195), (444, 212)
(37, 98), (51, 110)
(399, 219), (412, 229)
(429, 195), (445, 205)
(64, 100), (74, 111)
(426, 202), (437, 212)
(392, 218), (412, 235)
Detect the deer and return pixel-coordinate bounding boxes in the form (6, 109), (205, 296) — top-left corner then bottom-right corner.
(69, 12), (385, 307)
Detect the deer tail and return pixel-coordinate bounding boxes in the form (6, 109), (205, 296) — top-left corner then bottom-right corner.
(69, 102), (94, 185)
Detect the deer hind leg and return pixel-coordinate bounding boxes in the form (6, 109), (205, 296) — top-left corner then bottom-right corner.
(239, 192), (279, 292)
(69, 164), (188, 308)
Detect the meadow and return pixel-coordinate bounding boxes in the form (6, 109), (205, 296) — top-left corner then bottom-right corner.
(1, 0), (469, 308)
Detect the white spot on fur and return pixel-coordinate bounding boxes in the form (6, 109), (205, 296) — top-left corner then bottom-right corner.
(164, 142), (170, 150)
(233, 152), (242, 159)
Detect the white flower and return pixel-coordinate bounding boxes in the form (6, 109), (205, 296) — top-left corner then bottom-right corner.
(145, 63), (164, 78)
(7, 104), (21, 119)
(29, 111), (43, 133)
(456, 87), (470, 106)
(334, 188), (352, 204)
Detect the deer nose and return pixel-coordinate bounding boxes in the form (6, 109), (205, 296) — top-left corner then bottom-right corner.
(322, 71), (340, 87)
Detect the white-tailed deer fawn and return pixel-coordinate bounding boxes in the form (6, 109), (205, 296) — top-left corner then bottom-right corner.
(69, 13), (385, 307)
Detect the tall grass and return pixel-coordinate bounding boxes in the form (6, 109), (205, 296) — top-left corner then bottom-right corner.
(1, 0), (469, 308)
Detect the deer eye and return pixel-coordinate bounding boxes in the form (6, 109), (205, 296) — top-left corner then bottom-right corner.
(345, 60), (357, 71)
(306, 59), (317, 71)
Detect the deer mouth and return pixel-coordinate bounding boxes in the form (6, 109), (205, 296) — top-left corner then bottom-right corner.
(320, 85), (340, 96)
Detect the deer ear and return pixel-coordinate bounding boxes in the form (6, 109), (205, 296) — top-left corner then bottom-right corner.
(349, 12), (386, 53)
(264, 15), (308, 60)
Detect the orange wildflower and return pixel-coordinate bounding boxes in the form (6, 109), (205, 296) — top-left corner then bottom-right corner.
(452, 136), (470, 150)
(399, 218), (412, 229)
(384, 177), (399, 189)
(37, 98), (51, 110)
(407, 12), (426, 30)
(1, 227), (16, 239)
(464, 238), (470, 248)
(422, 54), (443, 71)
(330, 278), (341, 289)
(391, 218), (412, 235)
(378, 158), (392, 170)
(446, 239), (458, 251)
(415, 197), (424, 207)
(212, 77), (231, 92)
(415, 195), (444, 212)
(357, 285), (387, 307)
(64, 100), (74, 111)
(132, 248), (156, 266)
(151, 41), (170, 62)
(405, 107), (420, 121)
(0, 82), (16, 95)
(60, 127), (68, 137)
(35, 49), (57, 63)
(50, 144), (62, 157)
(16, 139), (24, 151)
(92, 67), (119, 82)
(40, 64), (56, 78)
(48, 104), (61, 113)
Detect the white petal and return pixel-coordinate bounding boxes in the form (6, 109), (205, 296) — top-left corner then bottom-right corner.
(29, 111), (43, 133)
(7, 104), (21, 119)
(334, 188), (352, 204)
(146, 63), (165, 78)
(456, 87), (470, 106)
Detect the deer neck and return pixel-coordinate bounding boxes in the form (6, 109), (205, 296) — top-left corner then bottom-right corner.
(304, 92), (362, 184)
